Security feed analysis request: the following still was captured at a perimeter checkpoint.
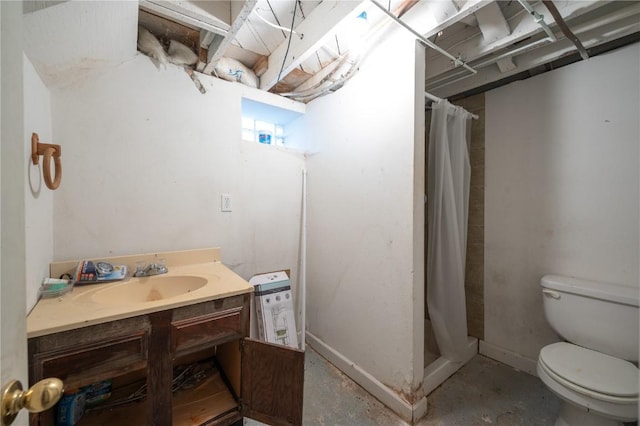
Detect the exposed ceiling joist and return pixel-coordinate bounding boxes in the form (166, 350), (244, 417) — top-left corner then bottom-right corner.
(475, 2), (510, 43)
(434, 14), (640, 98)
(292, 54), (346, 92)
(202, 0), (257, 75)
(140, 0), (230, 36)
(196, 31), (215, 72)
(406, 0), (492, 38)
(260, 0), (367, 91)
(474, 1), (516, 73)
(429, 0), (462, 27)
(23, 0), (639, 105)
(428, 2), (640, 96)
(495, 56), (518, 74)
(425, 0), (605, 78)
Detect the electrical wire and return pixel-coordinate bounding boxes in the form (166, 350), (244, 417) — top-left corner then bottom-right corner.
(254, 8), (302, 39)
(276, 0), (298, 87)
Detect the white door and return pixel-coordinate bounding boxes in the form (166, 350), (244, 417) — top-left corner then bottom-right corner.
(1, 2), (30, 425)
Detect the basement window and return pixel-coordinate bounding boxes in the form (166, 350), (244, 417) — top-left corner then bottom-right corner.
(242, 117), (285, 145)
(241, 98), (303, 148)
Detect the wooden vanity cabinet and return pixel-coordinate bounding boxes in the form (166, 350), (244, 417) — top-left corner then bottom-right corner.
(28, 292), (304, 426)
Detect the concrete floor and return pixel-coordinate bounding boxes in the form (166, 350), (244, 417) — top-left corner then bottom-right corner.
(246, 346), (563, 425)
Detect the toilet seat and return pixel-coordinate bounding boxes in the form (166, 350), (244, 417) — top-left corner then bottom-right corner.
(539, 342), (638, 404)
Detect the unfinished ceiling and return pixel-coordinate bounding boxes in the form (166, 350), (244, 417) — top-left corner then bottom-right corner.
(22, 0), (640, 100)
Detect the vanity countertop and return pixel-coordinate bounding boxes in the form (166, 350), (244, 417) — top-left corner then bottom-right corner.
(27, 249), (253, 338)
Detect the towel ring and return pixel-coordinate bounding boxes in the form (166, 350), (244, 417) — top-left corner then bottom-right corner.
(31, 133), (62, 190)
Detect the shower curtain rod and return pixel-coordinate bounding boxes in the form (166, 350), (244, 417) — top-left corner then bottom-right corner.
(425, 92), (479, 120)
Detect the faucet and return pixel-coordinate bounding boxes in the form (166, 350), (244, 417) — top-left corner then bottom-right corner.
(133, 261), (168, 277)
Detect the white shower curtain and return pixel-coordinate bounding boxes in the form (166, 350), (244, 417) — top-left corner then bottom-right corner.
(427, 99), (472, 362)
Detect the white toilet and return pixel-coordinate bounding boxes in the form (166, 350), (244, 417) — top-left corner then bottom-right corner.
(537, 275), (639, 426)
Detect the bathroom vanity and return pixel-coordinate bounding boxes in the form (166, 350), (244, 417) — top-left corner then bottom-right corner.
(27, 249), (304, 426)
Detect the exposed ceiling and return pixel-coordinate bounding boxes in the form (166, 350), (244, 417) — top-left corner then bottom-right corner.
(23, 0), (640, 101)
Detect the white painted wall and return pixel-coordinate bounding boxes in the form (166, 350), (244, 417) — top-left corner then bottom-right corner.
(24, 54), (54, 312)
(46, 12), (426, 419)
(23, 1), (138, 88)
(291, 24), (425, 417)
(51, 55), (306, 290)
(484, 43), (640, 367)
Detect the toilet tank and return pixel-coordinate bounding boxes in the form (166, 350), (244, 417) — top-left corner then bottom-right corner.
(541, 274), (639, 361)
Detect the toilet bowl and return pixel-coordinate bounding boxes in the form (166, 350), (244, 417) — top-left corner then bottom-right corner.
(538, 342), (637, 424)
(538, 275), (639, 426)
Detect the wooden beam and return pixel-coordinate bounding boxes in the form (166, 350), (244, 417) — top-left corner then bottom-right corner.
(271, 68), (314, 94)
(203, 0), (257, 75)
(474, 1), (515, 73)
(495, 57), (517, 73)
(403, 0), (492, 38)
(196, 31), (215, 72)
(138, 9), (200, 48)
(292, 55), (346, 92)
(252, 55), (269, 78)
(425, 0), (606, 79)
(475, 2), (510, 43)
(139, 0), (230, 36)
(196, 46), (208, 72)
(259, 0), (367, 91)
(395, 0), (420, 19)
(427, 2), (640, 96)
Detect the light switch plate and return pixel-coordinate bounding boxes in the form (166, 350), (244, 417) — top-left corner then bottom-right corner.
(221, 194), (232, 212)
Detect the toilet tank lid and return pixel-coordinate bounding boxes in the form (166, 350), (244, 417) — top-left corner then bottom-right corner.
(541, 275), (639, 307)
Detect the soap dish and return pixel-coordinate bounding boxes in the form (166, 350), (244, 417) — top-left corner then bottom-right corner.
(39, 278), (74, 299)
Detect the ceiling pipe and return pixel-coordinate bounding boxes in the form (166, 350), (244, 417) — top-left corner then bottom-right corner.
(426, 1), (640, 91)
(568, 1), (640, 35)
(515, 0), (557, 42)
(426, 37), (551, 89)
(474, 38), (550, 69)
(368, 0), (477, 75)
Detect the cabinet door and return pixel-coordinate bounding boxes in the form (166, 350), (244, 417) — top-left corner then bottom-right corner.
(241, 339), (304, 426)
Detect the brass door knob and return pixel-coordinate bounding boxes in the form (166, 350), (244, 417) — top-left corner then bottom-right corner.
(1, 378), (64, 426)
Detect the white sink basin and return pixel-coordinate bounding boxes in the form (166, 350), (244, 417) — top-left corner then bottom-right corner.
(92, 276), (208, 304)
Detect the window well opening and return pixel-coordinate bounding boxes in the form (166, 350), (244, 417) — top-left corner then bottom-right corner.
(241, 98), (304, 148)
